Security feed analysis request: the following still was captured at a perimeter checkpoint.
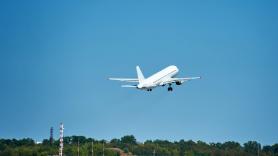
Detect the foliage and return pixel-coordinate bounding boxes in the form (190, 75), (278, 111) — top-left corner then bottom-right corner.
(0, 136), (277, 156)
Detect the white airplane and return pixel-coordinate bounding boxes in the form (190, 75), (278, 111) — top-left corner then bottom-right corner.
(109, 65), (201, 91)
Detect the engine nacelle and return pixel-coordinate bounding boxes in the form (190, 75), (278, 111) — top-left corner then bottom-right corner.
(175, 81), (182, 85)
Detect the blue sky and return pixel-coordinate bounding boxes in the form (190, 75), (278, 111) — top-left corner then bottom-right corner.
(0, 0), (278, 145)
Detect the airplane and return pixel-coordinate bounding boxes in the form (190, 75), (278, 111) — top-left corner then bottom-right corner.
(109, 65), (201, 91)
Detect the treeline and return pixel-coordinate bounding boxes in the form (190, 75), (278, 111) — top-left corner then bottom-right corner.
(0, 135), (278, 156)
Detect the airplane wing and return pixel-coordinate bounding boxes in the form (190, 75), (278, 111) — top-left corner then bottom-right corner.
(108, 78), (139, 83)
(121, 85), (137, 88)
(171, 77), (201, 81)
(159, 77), (201, 85)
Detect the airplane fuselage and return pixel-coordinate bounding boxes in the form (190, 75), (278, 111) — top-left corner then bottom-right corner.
(137, 65), (179, 89)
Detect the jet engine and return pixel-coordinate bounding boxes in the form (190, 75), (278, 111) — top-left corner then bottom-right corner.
(176, 80), (186, 85)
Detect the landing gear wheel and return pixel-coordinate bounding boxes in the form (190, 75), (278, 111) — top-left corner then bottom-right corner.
(168, 87), (173, 91)
(168, 84), (173, 91)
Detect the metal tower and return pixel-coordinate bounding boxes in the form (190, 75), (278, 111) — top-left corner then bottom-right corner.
(50, 127), (53, 145)
(59, 123), (64, 156)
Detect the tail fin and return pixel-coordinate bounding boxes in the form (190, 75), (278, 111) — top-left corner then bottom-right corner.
(136, 66), (145, 83)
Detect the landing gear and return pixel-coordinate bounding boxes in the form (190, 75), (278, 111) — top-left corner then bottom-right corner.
(147, 89), (152, 91)
(167, 84), (173, 91)
(168, 87), (173, 91)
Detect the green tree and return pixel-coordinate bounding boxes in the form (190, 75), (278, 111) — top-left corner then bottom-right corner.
(272, 144), (278, 155)
(244, 141), (261, 155)
(121, 135), (137, 145)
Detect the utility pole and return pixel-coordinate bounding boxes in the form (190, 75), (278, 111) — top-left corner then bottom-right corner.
(77, 138), (80, 156)
(102, 142), (105, 156)
(153, 143), (157, 156)
(91, 141), (94, 156)
(258, 143), (260, 156)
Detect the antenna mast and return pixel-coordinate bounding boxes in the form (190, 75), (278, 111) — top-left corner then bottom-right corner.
(59, 123), (64, 156)
(50, 127), (53, 145)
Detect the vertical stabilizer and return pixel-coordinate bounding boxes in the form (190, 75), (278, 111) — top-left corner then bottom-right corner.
(136, 66), (145, 83)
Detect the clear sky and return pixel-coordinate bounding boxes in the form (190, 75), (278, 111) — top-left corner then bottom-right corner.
(0, 0), (278, 145)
